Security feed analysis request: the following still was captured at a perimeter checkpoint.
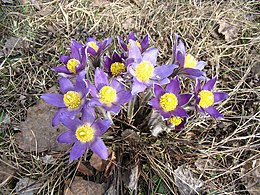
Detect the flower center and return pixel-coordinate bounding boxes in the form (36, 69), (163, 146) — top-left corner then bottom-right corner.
(75, 125), (94, 142)
(184, 54), (197, 68)
(159, 93), (178, 112)
(63, 91), (81, 109)
(87, 41), (99, 52)
(99, 86), (117, 105)
(110, 62), (126, 76)
(169, 116), (182, 126)
(199, 90), (214, 108)
(67, 58), (80, 74)
(127, 41), (141, 50)
(135, 61), (154, 82)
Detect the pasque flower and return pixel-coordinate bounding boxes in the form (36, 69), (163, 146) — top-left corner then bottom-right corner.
(128, 40), (176, 95)
(149, 77), (192, 119)
(85, 68), (132, 114)
(118, 32), (149, 54)
(52, 40), (87, 76)
(57, 106), (112, 162)
(41, 71), (88, 126)
(195, 77), (228, 118)
(172, 34), (206, 79)
(166, 116), (186, 130)
(104, 51), (126, 77)
(86, 37), (112, 56)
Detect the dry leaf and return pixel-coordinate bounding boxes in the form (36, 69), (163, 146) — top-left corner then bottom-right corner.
(174, 165), (203, 195)
(1, 37), (29, 58)
(64, 176), (105, 195)
(36, 6), (53, 16)
(30, 0), (42, 10)
(78, 162), (93, 176)
(90, 153), (106, 172)
(218, 21), (239, 42)
(240, 159), (260, 195)
(15, 99), (70, 152)
(104, 149), (116, 177)
(121, 129), (141, 146)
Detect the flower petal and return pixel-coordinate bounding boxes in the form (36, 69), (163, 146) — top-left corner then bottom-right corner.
(112, 51), (122, 62)
(140, 34), (149, 52)
(149, 97), (161, 110)
(59, 77), (74, 94)
(52, 108), (66, 127)
(195, 60), (206, 70)
(214, 92), (228, 103)
(106, 104), (121, 114)
(116, 90), (132, 104)
(128, 40), (142, 60)
(182, 68), (205, 78)
(143, 48), (158, 65)
(90, 137), (108, 160)
(52, 66), (71, 74)
(60, 115), (81, 130)
(41, 94), (65, 107)
(166, 77), (180, 94)
(85, 80), (98, 97)
(75, 71), (87, 94)
(131, 79), (147, 95)
(127, 32), (136, 41)
(57, 130), (77, 144)
(70, 41), (81, 60)
(93, 119), (112, 136)
(117, 36), (127, 51)
(59, 55), (70, 65)
(203, 77), (217, 90)
(153, 84), (164, 97)
(69, 141), (88, 162)
(171, 106), (189, 117)
(111, 79), (124, 92)
(178, 94), (193, 106)
(94, 68), (108, 90)
(204, 106), (223, 118)
(153, 64), (176, 81)
(176, 40), (186, 67)
(82, 106), (95, 125)
(104, 56), (112, 73)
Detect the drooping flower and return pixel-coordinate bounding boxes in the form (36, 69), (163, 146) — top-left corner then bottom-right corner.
(127, 40), (176, 95)
(41, 71), (88, 126)
(194, 77), (228, 118)
(86, 37), (112, 56)
(166, 116), (186, 130)
(118, 32), (149, 58)
(149, 77), (192, 119)
(57, 106), (112, 162)
(85, 68), (132, 114)
(52, 40), (87, 76)
(172, 34), (206, 79)
(104, 51), (126, 77)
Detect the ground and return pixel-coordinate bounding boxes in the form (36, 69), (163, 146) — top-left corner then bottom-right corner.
(0, 0), (259, 194)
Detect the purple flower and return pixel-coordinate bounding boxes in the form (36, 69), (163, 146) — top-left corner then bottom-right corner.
(57, 106), (112, 162)
(172, 34), (206, 79)
(149, 77), (192, 119)
(41, 72), (88, 126)
(85, 68), (132, 114)
(128, 40), (177, 95)
(118, 32), (149, 57)
(86, 37), (112, 56)
(166, 116), (186, 130)
(52, 40), (87, 76)
(194, 77), (228, 118)
(104, 51), (126, 77)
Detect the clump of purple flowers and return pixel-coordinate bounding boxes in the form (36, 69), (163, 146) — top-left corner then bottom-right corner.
(41, 32), (228, 162)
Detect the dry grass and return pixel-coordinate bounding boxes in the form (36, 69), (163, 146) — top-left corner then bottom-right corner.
(0, 0), (259, 194)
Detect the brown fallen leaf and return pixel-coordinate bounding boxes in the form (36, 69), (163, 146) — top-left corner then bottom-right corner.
(15, 177), (42, 195)
(90, 153), (106, 172)
(36, 5), (53, 16)
(78, 162), (93, 176)
(15, 99), (70, 153)
(64, 176), (105, 195)
(104, 149), (116, 177)
(0, 157), (15, 187)
(218, 21), (239, 42)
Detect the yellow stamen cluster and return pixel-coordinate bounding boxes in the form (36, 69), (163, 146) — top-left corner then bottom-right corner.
(110, 62), (126, 76)
(67, 58), (80, 74)
(184, 54), (197, 68)
(159, 93), (178, 112)
(87, 41), (99, 52)
(99, 86), (117, 105)
(169, 116), (182, 126)
(75, 125), (94, 142)
(135, 61), (154, 82)
(199, 90), (214, 108)
(127, 41), (141, 50)
(63, 91), (81, 109)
